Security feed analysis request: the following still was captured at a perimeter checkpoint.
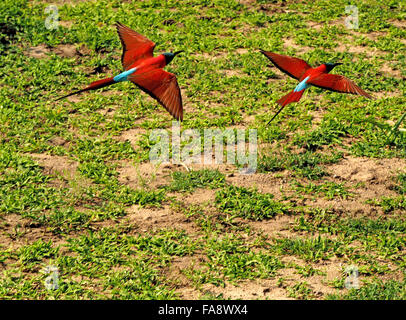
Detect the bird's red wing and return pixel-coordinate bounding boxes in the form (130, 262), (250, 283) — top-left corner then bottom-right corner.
(115, 22), (156, 70)
(261, 50), (312, 80)
(129, 69), (183, 121)
(308, 74), (373, 99)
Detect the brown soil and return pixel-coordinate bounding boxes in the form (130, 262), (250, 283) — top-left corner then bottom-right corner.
(25, 44), (80, 59)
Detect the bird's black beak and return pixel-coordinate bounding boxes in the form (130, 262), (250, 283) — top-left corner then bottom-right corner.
(334, 63), (343, 67)
(174, 50), (184, 56)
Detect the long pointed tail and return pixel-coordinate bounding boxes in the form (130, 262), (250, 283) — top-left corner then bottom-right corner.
(55, 77), (115, 101)
(268, 89), (305, 124)
(277, 89), (305, 107)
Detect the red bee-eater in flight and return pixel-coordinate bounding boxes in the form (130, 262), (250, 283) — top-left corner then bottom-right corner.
(260, 50), (373, 123)
(57, 22), (184, 121)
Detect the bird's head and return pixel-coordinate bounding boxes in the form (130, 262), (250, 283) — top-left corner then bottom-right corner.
(163, 51), (184, 65)
(325, 62), (343, 72)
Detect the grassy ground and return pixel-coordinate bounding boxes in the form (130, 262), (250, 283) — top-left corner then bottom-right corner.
(0, 0), (405, 299)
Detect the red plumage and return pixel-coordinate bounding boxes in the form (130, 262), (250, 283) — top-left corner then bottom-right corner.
(308, 74), (373, 99)
(115, 22), (156, 70)
(129, 67), (183, 121)
(277, 89), (305, 107)
(260, 50), (311, 80)
(55, 77), (115, 101)
(261, 50), (373, 123)
(56, 22), (183, 121)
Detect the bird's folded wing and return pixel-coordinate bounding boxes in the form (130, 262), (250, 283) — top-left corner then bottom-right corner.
(261, 50), (312, 80)
(129, 69), (183, 121)
(115, 22), (156, 70)
(308, 74), (373, 98)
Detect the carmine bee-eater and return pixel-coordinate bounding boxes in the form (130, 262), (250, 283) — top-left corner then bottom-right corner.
(57, 22), (184, 121)
(260, 50), (373, 123)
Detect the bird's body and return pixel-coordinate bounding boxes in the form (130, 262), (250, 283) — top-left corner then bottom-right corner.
(112, 54), (166, 82)
(57, 23), (184, 121)
(260, 50), (373, 123)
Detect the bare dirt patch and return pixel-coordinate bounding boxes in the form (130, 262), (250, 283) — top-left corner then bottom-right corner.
(25, 44), (51, 59)
(193, 51), (229, 61)
(283, 38), (313, 54)
(334, 41), (385, 58)
(0, 213), (65, 252)
(182, 188), (217, 206)
(28, 153), (78, 179)
(28, 153), (93, 196)
(53, 44), (78, 58)
(238, 0), (293, 15)
(117, 160), (173, 190)
(221, 69), (246, 78)
(380, 62), (403, 79)
(328, 156), (404, 186)
(123, 204), (198, 234)
(98, 106), (117, 117)
(176, 156), (237, 174)
(200, 278), (293, 299)
(165, 255), (204, 299)
(355, 31), (387, 41)
(308, 156), (406, 215)
(248, 215), (296, 239)
(305, 259), (344, 296)
(25, 44), (80, 59)
(48, 136), (69, 147)
(226, 172), (288, 199)
(389, 19), (406, 29)
(59, 20), (74, 28)
(115, 127), (147, 149)
(224, 155), (405, 218)
(373, 90), (403, 99)
(277, 255), (344, 297)
(307, 17), (347, 31)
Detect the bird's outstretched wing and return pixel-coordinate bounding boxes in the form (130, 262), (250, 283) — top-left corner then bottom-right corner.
(260, 50), (312, 80)
(129, 69), (183, 121)
(115, 22), (156, 70)
(308, 74), (373, 99)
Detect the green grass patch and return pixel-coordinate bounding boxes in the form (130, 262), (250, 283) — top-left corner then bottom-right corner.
(328, 277), (406, 300)
(271, 235), (347, 262)
(167, 169), (226, 192)
(215, 185), (292, 220)
(257, 150), (343, 180)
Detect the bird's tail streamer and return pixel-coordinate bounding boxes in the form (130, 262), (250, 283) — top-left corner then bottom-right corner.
(267, 89), (305, 124)
(276, 89), (305, 107)
(55, 77), (115, 101)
